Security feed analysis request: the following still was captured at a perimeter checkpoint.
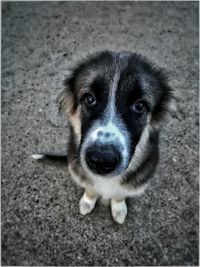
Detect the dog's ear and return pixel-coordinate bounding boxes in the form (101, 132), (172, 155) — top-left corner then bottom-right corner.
(150, 76), (178, 129)
(57, 76), (77, 115)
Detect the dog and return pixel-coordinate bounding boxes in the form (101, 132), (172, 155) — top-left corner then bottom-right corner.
(32, 51), (175, 224)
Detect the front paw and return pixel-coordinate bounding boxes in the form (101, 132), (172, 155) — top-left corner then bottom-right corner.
(111, 199), (127, 224)
(79, 192), (97, 215)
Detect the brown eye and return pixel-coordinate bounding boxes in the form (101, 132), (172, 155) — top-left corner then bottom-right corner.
(132, 101), (146, 113)
(81, 93), (96, 107)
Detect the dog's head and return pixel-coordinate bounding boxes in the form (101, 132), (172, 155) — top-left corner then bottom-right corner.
(59, 51), (174, 177)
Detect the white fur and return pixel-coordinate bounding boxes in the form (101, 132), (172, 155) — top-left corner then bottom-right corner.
(81, 125), (150, 200)
(91, 122), (126, 145)
(80, 70), (131, 176)
(79, 191), (97, 215)
(69, 123), (149, 224)
(69, 161), (148, 201)
(111, 199), (127, 224)
(90, 122), (129, 161)
(31, 154), (45, 160)
(88, 174), (148, 200)
(69, 68), (152, 223)
(128, 125), (151, 172)
(106, 72), (120, 119)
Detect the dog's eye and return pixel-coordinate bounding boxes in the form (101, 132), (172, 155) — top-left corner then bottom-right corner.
(132, 101), (146, 113)
(81, 93), (96, 107)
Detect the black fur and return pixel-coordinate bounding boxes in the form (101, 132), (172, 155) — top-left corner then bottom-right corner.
(60, 52), (173, 181)
(46, 51), (174, 188)
(32, 51), (175, 224)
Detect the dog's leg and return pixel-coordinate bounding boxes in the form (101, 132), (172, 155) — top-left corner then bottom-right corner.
(79, 189), (98, 215)
(111, 198), (127, 224)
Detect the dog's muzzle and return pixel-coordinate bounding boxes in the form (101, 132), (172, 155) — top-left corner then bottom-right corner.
(85, 144), (121, 175)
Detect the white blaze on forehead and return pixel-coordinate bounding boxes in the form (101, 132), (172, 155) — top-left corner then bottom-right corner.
(80, 67), (131, 176)
(105, 71), (120, 120)
(88, 69), (130, 164)
(90, 70), (128, 148)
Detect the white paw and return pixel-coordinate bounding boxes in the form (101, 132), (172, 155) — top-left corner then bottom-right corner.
(111, 199), (127, 224)
(79, 192), (97, 216)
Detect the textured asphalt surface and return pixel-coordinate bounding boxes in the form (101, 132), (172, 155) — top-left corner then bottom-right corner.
(2, 2), (199, 266)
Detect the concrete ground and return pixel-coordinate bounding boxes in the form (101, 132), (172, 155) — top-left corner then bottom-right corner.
(1, 1), (199, 266)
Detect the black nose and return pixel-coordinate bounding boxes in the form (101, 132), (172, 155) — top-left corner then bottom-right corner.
(85, 146), (121, 175)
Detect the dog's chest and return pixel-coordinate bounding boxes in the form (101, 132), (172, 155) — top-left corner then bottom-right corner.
(90, 175), (148, 199)
(91, 176), (127, 199)
(69, 165), (147, 199)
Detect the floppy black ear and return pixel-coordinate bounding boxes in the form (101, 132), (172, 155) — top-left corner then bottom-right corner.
(57, 76), (77, 115)
(150, 78), (177, 128)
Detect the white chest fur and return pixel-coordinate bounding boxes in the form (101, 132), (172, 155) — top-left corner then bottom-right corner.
(90, 175), (148, 200)
(68, 164), (147, 200)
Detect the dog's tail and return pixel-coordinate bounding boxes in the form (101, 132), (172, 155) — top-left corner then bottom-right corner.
(32, 152), (68, 166)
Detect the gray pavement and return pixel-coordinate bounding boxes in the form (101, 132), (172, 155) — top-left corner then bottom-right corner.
(2, 1), (199, 266)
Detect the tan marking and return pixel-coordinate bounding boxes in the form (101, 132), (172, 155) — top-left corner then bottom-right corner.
(150, 98), (176, 129)
(85, 189), (98, 199)
(112, 197), (125, 202)
(150, 120), (162, 130)
(59, 88), (81, 143)
(58, 88), (74, 114)
(69, 107), (81, 144)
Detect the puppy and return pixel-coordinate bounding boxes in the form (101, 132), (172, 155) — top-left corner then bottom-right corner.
(33, 51), (175, 224)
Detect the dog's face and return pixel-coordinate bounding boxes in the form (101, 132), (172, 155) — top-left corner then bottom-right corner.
(60, 51), (173, 177)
